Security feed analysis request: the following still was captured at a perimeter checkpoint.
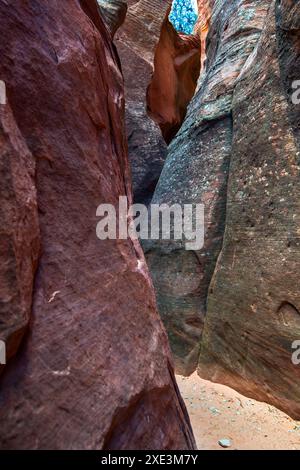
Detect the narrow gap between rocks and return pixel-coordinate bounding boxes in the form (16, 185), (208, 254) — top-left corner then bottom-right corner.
(146, 0), (201, 144)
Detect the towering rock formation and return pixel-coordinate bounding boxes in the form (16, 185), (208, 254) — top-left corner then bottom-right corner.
(0, 0), (195, 449)
(146, 0), (271, 376)
(199, 0), (300, 419)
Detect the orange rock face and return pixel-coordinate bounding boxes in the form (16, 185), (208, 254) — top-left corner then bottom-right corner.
(147, 16), (201, 144)
(0, 0), (195, 450)
(195, 0), (213, 68)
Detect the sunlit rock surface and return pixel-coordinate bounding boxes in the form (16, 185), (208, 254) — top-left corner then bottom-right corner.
(147, 13), (201, 144)
(115, 0), (201, 202)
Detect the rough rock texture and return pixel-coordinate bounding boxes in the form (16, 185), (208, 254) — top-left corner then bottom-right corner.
(0, 0), (195, 450)
(195, 0), (212, 69)
(199, 0), (300, 419)
(0, 104), (40, 370)
(146, 0), (272, 376)
(147, 17), (201, 144)
(97, 0), (127, 37)
(114, 0), (172, 204)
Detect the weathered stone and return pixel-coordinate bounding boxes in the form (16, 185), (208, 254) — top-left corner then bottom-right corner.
(98, 0), (127, 37)
(199, 0), (300, 419)
(0, 103), (40, 370)
(146, 0), (270, 375)
(0, 0), (195, 449)
(115, 1), (201, 203)
(147, 18), (201, 144)
(194, 0), (212, 69)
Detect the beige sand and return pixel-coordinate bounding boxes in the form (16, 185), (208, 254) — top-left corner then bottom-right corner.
(176, 373), (300, 450)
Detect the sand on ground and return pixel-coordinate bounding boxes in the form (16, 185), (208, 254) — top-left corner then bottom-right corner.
(176, 373), (300, 450)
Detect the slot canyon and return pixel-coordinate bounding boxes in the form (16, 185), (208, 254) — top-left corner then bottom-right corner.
(1, 0), (300, 451)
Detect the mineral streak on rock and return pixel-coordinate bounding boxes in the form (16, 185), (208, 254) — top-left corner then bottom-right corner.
(199, 0), (300, 419)
(194, 0), (213, 69)
(0, 0), (195, 450)
(146, 0), (272, 376)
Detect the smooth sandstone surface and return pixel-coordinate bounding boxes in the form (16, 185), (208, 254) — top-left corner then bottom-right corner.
(147, 17), (201, 144)
(115, 0), (201, 203)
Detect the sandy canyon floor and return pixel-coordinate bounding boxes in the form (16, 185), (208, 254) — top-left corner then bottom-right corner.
(176, 373), (300, 450)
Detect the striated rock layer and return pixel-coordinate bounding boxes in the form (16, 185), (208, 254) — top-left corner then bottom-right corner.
(146, 0), (271, 376)
(194, 0), (212, 69)
(199, 0), (300, 419)
(0, 0), (195, 449)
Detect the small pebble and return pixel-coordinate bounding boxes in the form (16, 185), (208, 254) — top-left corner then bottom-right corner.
(218, 438), (232, 448)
